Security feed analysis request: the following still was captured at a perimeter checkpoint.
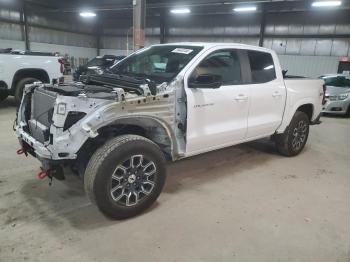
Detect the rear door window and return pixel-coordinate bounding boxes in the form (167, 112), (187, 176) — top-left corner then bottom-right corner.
(247, 51), (276, 83)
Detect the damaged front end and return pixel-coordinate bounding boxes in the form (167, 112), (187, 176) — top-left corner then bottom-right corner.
(14, 45), (205, 183)
(15, 82), (119, 180)
(15, 77), (178, 182)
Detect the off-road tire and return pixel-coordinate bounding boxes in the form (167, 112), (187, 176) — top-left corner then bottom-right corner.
(0, 92), (8, 103)
(14, 77), (38, 104)
(275, 111), (310, 157)
(84, 135), (167, 219)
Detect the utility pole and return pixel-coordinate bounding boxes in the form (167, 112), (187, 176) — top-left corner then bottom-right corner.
(133, 0), (146, 51)
(160, 9), (166, 44)
(258, 5), (266, 47)
(96, 20), (101, 56)
(20, 0), (30, 51)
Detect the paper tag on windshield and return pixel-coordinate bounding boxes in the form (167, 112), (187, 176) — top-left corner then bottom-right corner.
(171, 48), (193, 54)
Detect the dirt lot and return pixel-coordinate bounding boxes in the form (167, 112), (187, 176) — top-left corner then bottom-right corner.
(1, 98), (350, 262)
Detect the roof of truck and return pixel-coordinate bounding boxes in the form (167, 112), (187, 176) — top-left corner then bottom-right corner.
(154, 42), (273, 53)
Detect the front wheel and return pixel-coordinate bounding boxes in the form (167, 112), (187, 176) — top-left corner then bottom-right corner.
(84, 135), (167, 219)
(275, 111), (310, 157)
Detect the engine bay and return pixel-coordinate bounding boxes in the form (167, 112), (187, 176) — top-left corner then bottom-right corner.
(43, 83), (119, 100)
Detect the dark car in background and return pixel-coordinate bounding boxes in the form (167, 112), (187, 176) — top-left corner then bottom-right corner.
(73, 54), (126, 81)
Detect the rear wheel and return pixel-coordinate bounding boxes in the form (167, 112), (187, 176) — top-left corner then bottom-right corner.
(275, 111), (310, 156)
(14, 77), (38, 104)
(84, 135), (167, 219)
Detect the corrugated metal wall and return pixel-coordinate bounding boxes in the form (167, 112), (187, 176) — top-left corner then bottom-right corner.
(29, 27), (96, 48)
(264, 38), (350, 56)
(100, 11), (350, 64)
(1, 6), (349, 75)
(0, 39), (25, 50)
(279, 55), (340, 77)
(162, 12), (350, 57)
(0, 22), (22, 41)
(31, 42), (97, 59)
(0, 7), (97, 66)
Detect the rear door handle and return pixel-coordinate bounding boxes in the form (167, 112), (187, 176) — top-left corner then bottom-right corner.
(272, 91), (282, 98)
(234, 94), (248, 102)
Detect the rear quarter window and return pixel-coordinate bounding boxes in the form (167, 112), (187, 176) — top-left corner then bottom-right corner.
(247, 51), (276, 84)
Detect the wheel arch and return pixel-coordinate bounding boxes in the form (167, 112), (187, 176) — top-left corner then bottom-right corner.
(276, 100), (316, 134)
(77, 116), (177, 166)
(296, 103), (314, 121)
(102, 117), (176, 160)
(11, 68), (50, 93)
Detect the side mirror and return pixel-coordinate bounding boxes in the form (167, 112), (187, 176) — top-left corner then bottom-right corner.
(188, 74), (222, 89)
(282, 70), (288, 77)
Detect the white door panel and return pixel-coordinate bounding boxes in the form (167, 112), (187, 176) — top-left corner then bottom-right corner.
(247, 80), (286, 138)
(186, 85), (250, 153)
(246, 51), (286, 138)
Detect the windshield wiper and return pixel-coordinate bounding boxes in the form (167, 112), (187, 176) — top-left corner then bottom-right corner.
(105, 72), (158, 95)
(86, 74), (144, 95)
(120, 73), (158, 95)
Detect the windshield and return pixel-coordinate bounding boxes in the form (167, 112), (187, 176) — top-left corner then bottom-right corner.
(86, 57), (105, 67)
(322, 76), (350, 88)
(110, 45), (203, 84)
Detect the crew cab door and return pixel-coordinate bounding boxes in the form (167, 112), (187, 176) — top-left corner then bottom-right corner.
(245, 50), (286, 138)
(184, 48), (251, 155)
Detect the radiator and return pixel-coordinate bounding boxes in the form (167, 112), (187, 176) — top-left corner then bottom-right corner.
(28, 87), (56, 143)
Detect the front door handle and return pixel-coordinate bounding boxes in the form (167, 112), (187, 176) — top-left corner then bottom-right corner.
(272, 91), (282, 98)
(234, 94), (248, 102)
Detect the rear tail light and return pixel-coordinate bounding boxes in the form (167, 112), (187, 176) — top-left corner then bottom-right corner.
(58, 58), (64, 74)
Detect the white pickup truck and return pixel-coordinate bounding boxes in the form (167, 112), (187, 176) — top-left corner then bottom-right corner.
(0, 49), (63, 103)
(15, 43), (324, 219)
